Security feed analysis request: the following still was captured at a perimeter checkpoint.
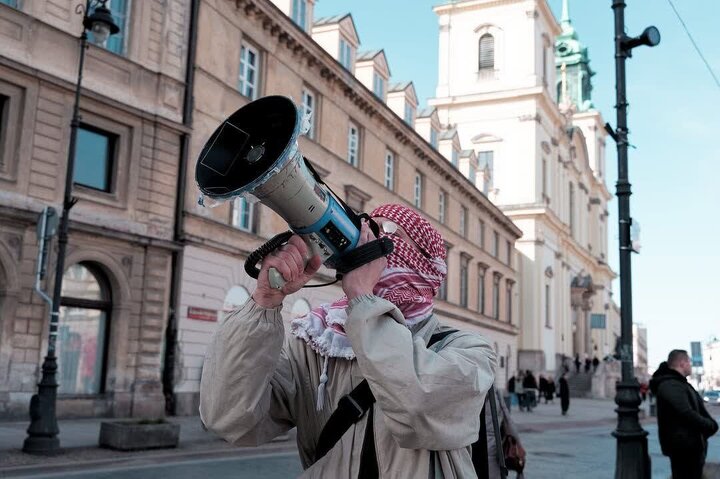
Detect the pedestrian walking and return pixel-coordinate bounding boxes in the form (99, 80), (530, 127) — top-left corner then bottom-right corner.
(574, 354), (581, 374)
(592, 356), (600, 373)
(559, 373), (570, 416)
(522, 370), (538, 411)
(583, 355), (591, 374)
(507, 374), (516, 411)
(650, 349), (718, 479)
(639, 382), (649, 402)
(538, 375), (548, 404)
(199, 205), (498, 477)
(545, 376), (556, 403)
(516, 371), (526, 412)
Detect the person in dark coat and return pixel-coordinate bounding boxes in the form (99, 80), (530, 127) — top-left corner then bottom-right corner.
(584, 356), (591, 373)
(650, 350), (718, 479)
(538, 375), (548, 404)
(545, 376), (556, 403)
(592, 356), (600, 373)
(574, 354), (581, 373)
(559, 373), (570, 416)
(522, 370), (538, 411)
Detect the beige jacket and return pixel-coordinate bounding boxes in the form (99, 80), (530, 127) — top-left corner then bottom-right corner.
(200, 294), (497, 478)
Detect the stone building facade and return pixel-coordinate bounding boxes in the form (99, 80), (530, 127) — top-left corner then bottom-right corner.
(170, 0), (523, 414)
(430, 0), (618, 375)
(0, 0), (190, 418)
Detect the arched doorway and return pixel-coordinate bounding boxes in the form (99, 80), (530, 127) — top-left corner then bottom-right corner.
(58, 263), (112, 395)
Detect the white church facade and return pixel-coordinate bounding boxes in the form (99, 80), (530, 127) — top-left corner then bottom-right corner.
(430, 0), (619, 375)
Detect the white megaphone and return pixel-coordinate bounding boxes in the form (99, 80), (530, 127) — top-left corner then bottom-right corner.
(195, 95), (393, 289)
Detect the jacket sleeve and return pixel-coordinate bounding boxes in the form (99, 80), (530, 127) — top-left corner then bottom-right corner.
(199, 298), (296, 446)
(344, 295), (497, 450)
(658, 381), (718, 436)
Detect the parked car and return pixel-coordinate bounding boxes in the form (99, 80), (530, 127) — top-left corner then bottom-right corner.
(703, 390), (720, 406)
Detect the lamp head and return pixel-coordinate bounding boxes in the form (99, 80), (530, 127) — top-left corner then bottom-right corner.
(84, 2), (120, 46)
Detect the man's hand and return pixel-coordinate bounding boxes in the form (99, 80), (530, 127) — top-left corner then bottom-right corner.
(252, 235), (322, 308)
(342, 221), (387, 300)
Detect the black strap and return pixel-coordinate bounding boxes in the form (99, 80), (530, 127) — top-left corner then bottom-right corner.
(474, 403), (489, 479)
(333, 237), (394, 276)
(313, 329), (459, 465)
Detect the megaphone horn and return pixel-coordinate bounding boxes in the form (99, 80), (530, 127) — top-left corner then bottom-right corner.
(195, 96), (393, 289)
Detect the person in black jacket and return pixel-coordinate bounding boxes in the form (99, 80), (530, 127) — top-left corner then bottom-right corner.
(558, 372), (570, 416)
(650, 349), (718, 479)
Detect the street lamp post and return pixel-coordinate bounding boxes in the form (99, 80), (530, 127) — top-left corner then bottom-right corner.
(606, 1), (660, 477)
(23, 0), (119, 455)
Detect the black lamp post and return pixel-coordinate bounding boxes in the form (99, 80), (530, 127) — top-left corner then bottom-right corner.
(23, 0), (119, 456)
(606, 1), (660, 477)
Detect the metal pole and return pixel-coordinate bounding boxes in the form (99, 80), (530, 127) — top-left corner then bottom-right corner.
(610, 1), (650, 477)
(23, 6), (89, 454)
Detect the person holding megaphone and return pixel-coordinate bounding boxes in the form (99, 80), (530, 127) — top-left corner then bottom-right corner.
(200, 203), (497, 478)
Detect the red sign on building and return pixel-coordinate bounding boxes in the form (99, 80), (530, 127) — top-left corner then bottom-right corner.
(187, 306), (218, 322)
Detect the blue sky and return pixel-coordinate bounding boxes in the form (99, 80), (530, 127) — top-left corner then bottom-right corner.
(315, 0), (720, 368)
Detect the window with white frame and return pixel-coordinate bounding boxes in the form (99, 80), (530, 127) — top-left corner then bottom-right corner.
(301, 88), (316, 140)
(239, 44), (261, 100)
(569, 182), (575, 236)
(373, 72), (385, 99)
(404, 103), (414, 126)
(460, 206), (467, 237)
(438, 190), (446, 224)
(430, 128), (438, 148)
(291, 0), (307, 31)
(413, 172), (423, 208)
(451, 149), (459, 167)
(347, 121), (359, 167)
(492, 230), (499, 258)
(542, 157), (548, 199)
(232, 196), (254, 232)
(478, 33), (495, 70)
(506, 239), (511, 266)
(339, 38), (353, 70)
(438, 244), (450, 301)
(384, 150), (395, 190)
(545, 283), (551, 327)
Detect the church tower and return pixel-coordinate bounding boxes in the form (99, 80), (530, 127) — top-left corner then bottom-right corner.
(430, 0), (615, 378)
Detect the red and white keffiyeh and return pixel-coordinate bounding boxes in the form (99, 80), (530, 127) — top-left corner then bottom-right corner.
(291, 204), (447, 360)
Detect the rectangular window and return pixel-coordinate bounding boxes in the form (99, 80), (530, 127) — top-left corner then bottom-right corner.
(339, 38), (353, 70)
(479, 220), (486, 249)
(506, 239), (511, 266)
(373, 72), (385, 99)
(291, 0), (307, 31)
(492, 231), (499, 258)
(74, 125), (116, 192)
(232, 196), (254, 232)
(413, 172), (423, 208)
(404, 103), (414, 126)
(239, 44), (261, 100)
(569, 182), (575, 236)
(0, 0), (18, 7)
(493, 274), (500, 319)
(347, 121), (359, 167)
(451, 149), (458, 167)
(469, 164), (477, 184)
(460, 206), (467, 237)
(545, 284), (551, 327)
(0, 94), (7, 171)
(477, 269), (486, 314)
(430, 128), (438, 148)
(438, 190), (446, 224)
(542, 157), (547, 198)
(460, 256), (469, 308)
(384, 150), (395, 190)
(301, 88), (316, 140)
(438, 245), (450, 301)
(91, 0), (129, 55)
(506, 281), (513, 323)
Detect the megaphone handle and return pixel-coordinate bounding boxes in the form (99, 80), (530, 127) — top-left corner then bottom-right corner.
(268, 268), (286, 290)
